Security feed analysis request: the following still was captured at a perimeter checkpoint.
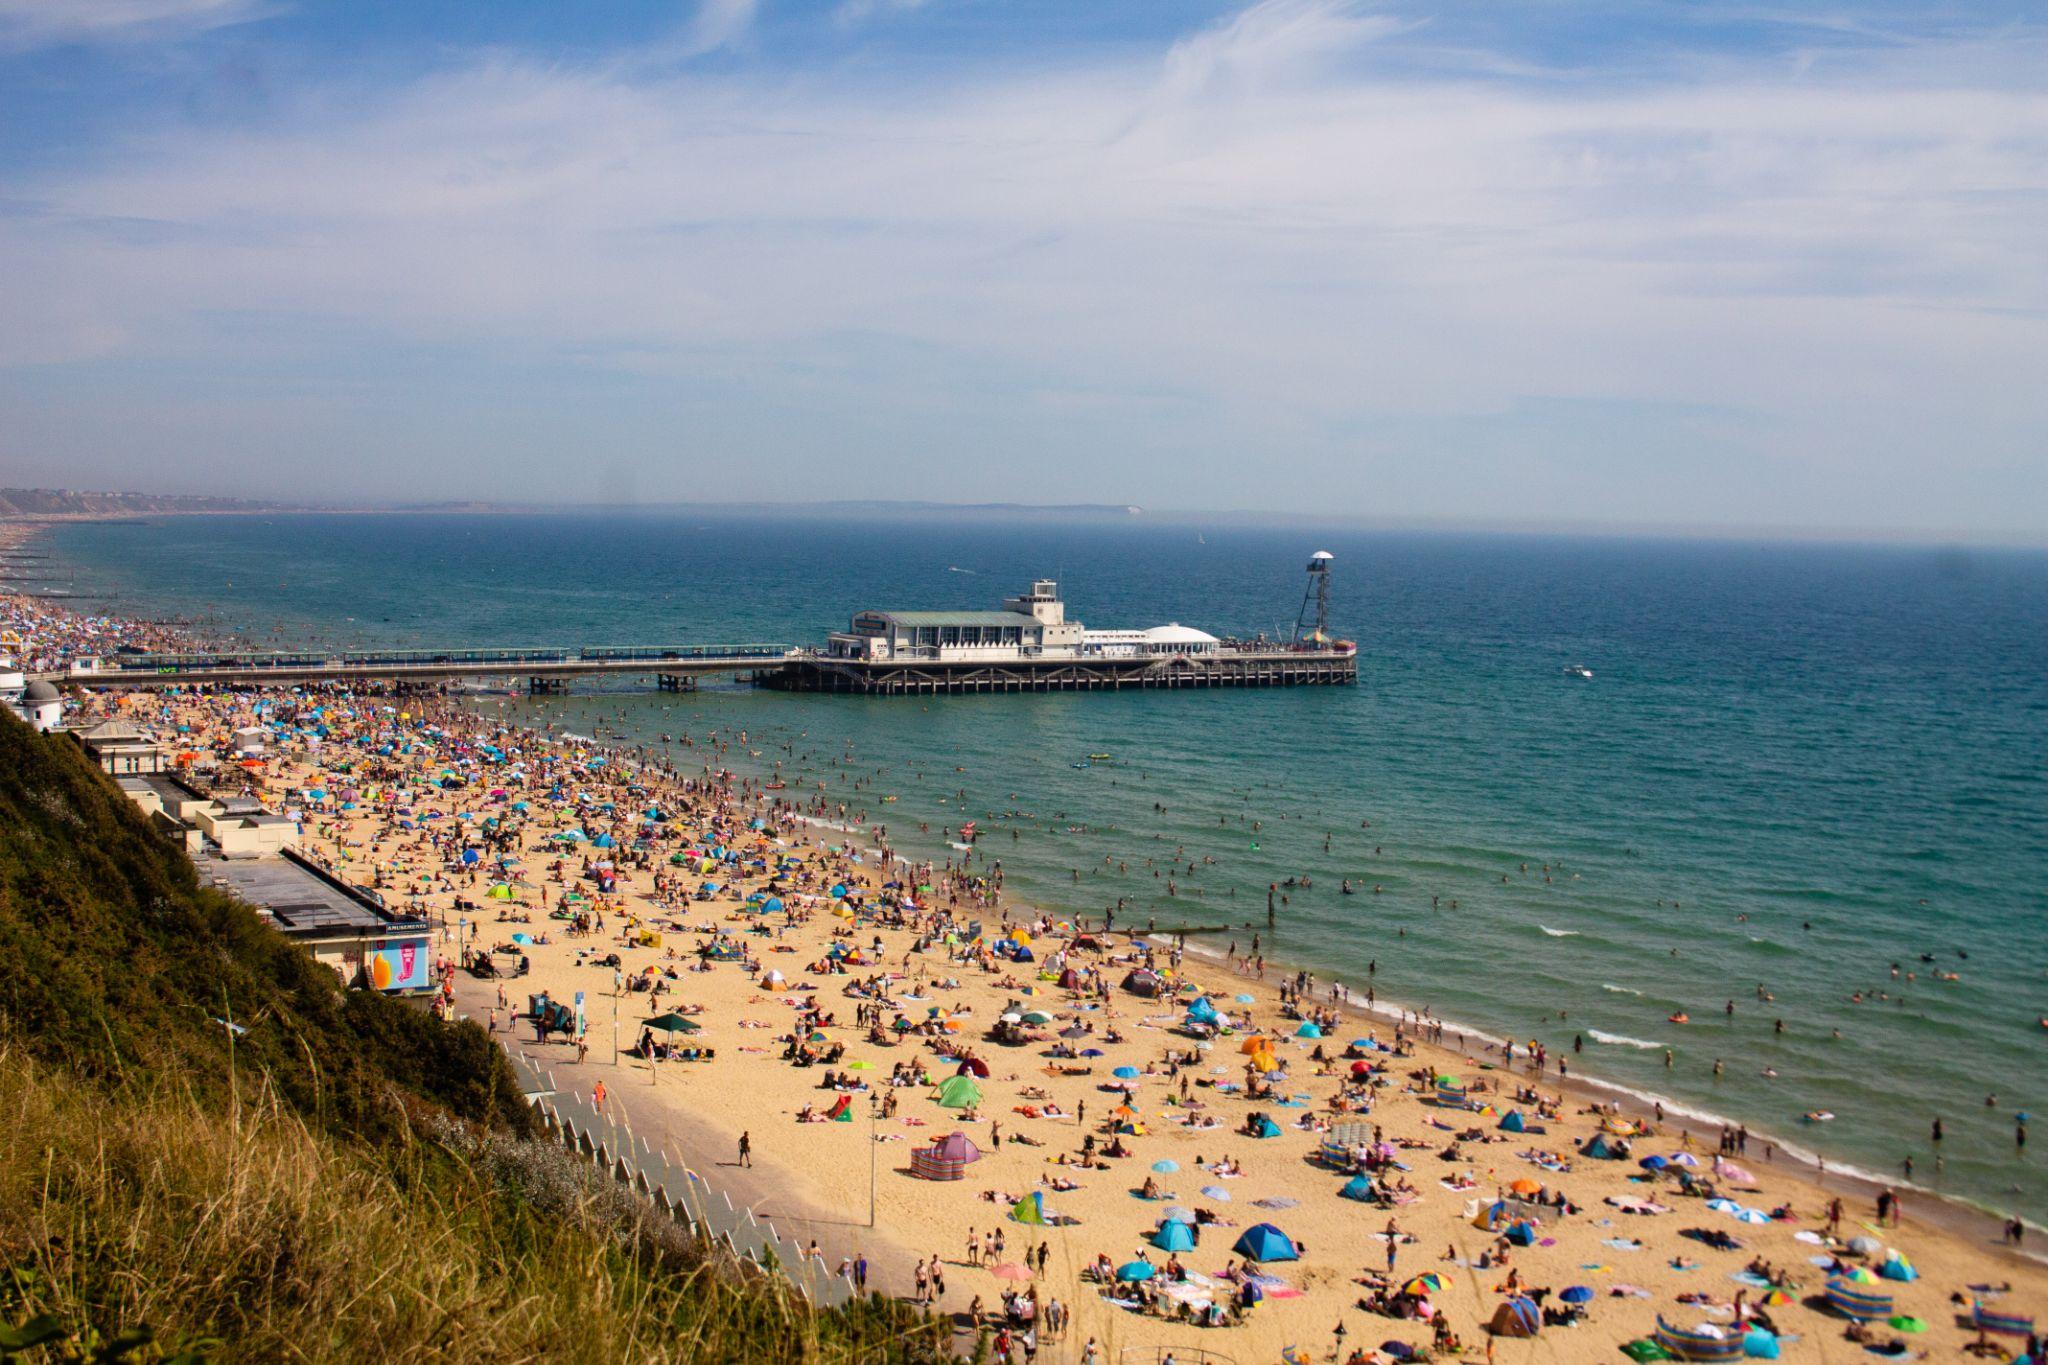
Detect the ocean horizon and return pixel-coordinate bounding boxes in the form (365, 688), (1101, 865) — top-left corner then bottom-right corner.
(47, 509), (2048, 1226)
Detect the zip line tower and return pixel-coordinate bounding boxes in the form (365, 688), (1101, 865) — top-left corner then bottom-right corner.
(1293, 551), (1334, 644)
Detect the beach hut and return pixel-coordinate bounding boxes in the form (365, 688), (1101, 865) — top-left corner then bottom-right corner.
(1651, 1318), (1744, 1362)
(1151, 1220), (1198, 1252)
(1339, 1175), (1376, 1202)
(1487, 1297), (1541, 1338)
(1231, 1223), (1299, 1263)
(1824, 1274), (1894, 1321)
(910, 1131), (981, 1181)
(935, 1075), (983, 1109)
(1498, 1110), (1526, 1133)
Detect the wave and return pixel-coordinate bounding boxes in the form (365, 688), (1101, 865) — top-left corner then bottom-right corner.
(1538, 925), (1579, 937)
(1601, 983), (1643, 996)
(1587, 1029), (1660, 1049)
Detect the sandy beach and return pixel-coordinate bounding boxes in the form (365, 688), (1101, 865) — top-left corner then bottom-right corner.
(31, 659), (2036, 1365)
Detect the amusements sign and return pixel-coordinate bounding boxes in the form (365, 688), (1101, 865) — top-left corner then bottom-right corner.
(367, 939), (430, 992)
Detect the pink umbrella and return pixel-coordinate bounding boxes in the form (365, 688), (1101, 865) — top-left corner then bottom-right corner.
(1714, 1159), (1756, 1183)
(991, 1263), (1034, 1282)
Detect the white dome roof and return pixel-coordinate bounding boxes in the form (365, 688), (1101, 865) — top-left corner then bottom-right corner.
(1143, 623), (1220, 645)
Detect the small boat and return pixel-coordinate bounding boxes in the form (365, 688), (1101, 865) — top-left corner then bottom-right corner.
(1564, 664), (1594, 679)
(1668, 1013), (1690, 1024)
(1087, 753), (1111, 761)
(764, 781), (785, 790)
(1801, 1110), (1835, 1123)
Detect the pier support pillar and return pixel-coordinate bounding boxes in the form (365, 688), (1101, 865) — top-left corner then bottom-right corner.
(527, 676), (568, 696)
(656, 673), (698, 693)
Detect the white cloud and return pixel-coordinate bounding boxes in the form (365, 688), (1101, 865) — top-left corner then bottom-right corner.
(681, 0), (760, 56)
(0, 0), (271, 51)
(1, 0), (2044, 527)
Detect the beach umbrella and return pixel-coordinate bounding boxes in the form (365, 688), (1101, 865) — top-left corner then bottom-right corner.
(1152, 1160), (1180, 1173)
(1161, 1206), (1196, 1224)
(1060, 1025), (1087, 1039)
(1115, 1261), (1156, 1283)
(1509, 1178), (1542, 1196)
(1079, 1048), (1105, 1058)
(1113, 1065), (1142, 1080)
(1847, 1235), (1882, 1256)
(991, 1263), (1033, 1283)
(1714, 1158), (1755, 1183)
(1351, 1060), (1372, 1076)
(1638, 1155), (1668, 1171)
(1200, 1185), (1231, 1202)
(1761, 1290), (1794, 1306)
(1401, 1274), (1446, 1297)
(1254, 1196), (1300, 1210)
(1560, 1286), (1593, 1304)
(1022, 1010), (1054, 1025)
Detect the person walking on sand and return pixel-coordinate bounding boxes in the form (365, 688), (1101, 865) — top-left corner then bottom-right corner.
(738, 1130), (752, 1168)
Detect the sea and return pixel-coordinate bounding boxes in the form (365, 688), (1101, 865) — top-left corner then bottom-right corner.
(44, 510), (2048, 1225)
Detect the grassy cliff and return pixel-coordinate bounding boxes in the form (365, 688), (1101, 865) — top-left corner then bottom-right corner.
(0, 714), (945, 1362)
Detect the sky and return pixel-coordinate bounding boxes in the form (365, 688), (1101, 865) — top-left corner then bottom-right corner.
(0, 0), (2043, 539)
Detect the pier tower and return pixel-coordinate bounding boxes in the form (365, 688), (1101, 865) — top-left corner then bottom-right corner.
(1293, 551), (1334, 644)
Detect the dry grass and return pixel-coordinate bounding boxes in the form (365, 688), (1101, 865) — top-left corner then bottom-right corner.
(0, 1048), (945, 1363)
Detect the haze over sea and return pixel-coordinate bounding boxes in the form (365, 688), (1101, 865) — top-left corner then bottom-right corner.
(50, 510), (2048, 1223)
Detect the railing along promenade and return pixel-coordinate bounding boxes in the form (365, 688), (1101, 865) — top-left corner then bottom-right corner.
(502, 1049), (859, 1310)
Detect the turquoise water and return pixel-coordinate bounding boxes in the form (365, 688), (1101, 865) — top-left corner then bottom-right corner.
(49, 511), (2048, 1222)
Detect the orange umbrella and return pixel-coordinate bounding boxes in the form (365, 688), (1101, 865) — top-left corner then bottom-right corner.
(1509, 1178), (1542, 1196)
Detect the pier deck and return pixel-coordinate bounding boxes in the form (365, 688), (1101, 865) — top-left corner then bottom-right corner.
(54, 644), (1356, 694)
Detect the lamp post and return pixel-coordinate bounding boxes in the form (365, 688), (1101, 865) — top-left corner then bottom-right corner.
(612, 967), (622, 1066)
(868, 1091), (879, 1229)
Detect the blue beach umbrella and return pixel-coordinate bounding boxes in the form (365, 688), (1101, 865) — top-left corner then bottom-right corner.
(1116, 1260), (1157, 1283)
(1152, 1160), (1179, 1173)
(1201, 1185), (1232, 1202)
(1560, 1286), (1594, 1304)
(1113, 1066), (1142, 1080)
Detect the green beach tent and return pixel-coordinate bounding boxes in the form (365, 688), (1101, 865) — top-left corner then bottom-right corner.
(935, 1075), (983, 1109)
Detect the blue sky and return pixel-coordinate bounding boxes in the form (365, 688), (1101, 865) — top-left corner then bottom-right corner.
(0, 0), (2043, 537)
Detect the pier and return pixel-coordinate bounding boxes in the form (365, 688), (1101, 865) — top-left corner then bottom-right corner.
(54, 642), (1355, 694)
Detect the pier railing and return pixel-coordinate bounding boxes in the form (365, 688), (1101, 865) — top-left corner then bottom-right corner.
(503, 1049), (857, 1311)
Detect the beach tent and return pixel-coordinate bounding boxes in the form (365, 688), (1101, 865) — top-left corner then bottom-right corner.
(1232, 1223), (1299, 1263)
(1186, 996), (1218, 1024)
(910, 1132), (981, 1181)
(1121, 969), (1165, 998)
(956, 1057), (991, 1078)
(1151, 1220), (1198, 1252)
(1115, 1260), (1155, 1283)
(1498, 1110), (1527, 1133)
(1742, 1330), (1782, 1359)
(1488, 1297), (1541, 1338)
(1058, 967), (1084, 990)
(1339, 1175), (1376, 1202)
(1877, 1254), (1918, 1282)
(1294, 1021), (1322, 1038)
(1472, 1200), (1512, 1232)
(1824, 1275), (1894, 1321)
(1581, 1134), (1621, 1160)
(1250, 1116), (1283, 1139)
(935, 1075), (983, 1109)
(1652, 1318), (1744, 1362)
(824, 1094), (853, 1122)
(1009, 1191), (1052, 1226)
(1504, 1219), (1539, 1247)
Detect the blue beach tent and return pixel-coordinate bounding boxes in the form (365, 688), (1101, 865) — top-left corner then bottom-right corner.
(1232, 1223), (1300, 1262)
(1151, 1220), (1197, 1252)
